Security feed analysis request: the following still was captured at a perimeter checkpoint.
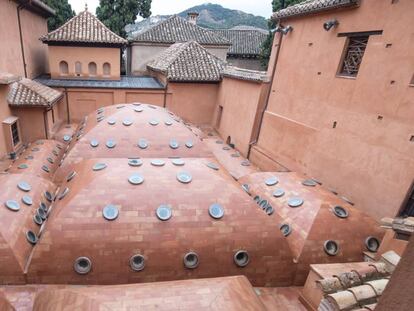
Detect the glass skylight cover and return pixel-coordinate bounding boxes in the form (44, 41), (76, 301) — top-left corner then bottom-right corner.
(18, 164), (28, 169)
(130, 254), (145, 271)
(5, 200), (20, 211)
(66, 171), (77, 182)
(149, 119), (159, 126)
(172, 158), (185, 166)
(138, 139), (148, 149)
(123, 119), (133, 126)
(26, 230), (38, 245)
(280, 224), (292, 237)
(206, 162), (219, 170)
(63, 135), (71, 142)
(151, 159), (165, 166)
(169, 139), (179, 149)
(128, 158), (143, 167)
(177, 171), (192, 183)
(333, 205), (349, 218)
(17, 181), (31, 192)
(107, 119), (116, 125)
(288, 197), (304, 208)
(302, 179), (318, 187)
(103, 204), (119, 221)
(106, 139), (116, 148)
(22, 195), (33, 206)
(93, 163), (107, 171)
(185, 141), (193, 148)
(164, 120), (173, 126)
(183, 252), (199, 269)
(234, 250), (249, 267)
(128, 173), (144, 185)
(209, 203), (224, 219)
(265, 176), (278, 186)
(42, 165), (50, 173)
(156, 204), (172, 221)
(273, 188), (285, 198)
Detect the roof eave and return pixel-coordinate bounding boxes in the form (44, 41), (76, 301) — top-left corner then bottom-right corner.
(272, 0), (360, 21)
(15, 0), (56, 18)
(40, 40), (127, 48)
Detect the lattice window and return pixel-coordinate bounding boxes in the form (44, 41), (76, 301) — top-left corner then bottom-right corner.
(11, 122), (20, 146)
(339, 36), (369, 77)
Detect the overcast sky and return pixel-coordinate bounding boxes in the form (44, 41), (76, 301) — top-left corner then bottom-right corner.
(69, 0), (273, 18)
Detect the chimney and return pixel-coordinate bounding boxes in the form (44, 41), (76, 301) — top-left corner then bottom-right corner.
(187, 12), (199, 25)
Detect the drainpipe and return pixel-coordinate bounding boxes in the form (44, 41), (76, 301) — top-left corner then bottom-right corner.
(17, 3), (28, 78)
(247, 27), (283, 159)
(163, 81), (168, 108)
(43, 109), (49, 139)
(64, 87), (70, 123)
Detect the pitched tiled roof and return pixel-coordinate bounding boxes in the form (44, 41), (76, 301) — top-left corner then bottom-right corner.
(213, 29), (267, 56)
(7, 78), (63, 108)
(147, 41), (225, 82)
(130, 15), (231, 46)
(273, 0), (359, 20)
(222, 66), (269, 83)
(40, 9), (127, 46)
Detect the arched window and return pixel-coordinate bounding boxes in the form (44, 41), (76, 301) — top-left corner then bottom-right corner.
(103, 62), (111, 76)
(88, 62), (97, 76)
(75, 62), (82, 76)
(59, 61), (68, 75)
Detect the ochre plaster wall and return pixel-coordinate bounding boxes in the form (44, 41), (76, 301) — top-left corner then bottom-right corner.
(166, 83), (219, 125)
(215, 78), (267, 157)
(253, 0), (414, 220)
(64, 88), (166, 122)
(49, 46), (121, 80)
(0, 0), (48, 79)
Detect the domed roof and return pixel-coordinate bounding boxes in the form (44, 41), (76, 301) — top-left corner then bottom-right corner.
(56, 104), (213, 181)
(27, 158), (294, 286)
(0, 174), (56, 284)
(7, 140), (65, 180)
(238, 172), (384, 284)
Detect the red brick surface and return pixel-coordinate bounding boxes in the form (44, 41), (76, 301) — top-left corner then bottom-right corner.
(238, 172), (385, 285)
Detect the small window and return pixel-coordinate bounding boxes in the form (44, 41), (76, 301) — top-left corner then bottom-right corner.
(11, 121), (20, 146)
(88, 62), (97, 76)
(75, 61), (82, 76)
(338, 36), (369, 77)
(59, 61), (69, 75)
(103, 62), (111, 76)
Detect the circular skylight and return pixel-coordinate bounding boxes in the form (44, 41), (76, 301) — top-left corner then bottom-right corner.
(259, 199), (268, 209)
(254, 196), (261, 203)
(47, 157), (54, 164)
(42, 165), (50, 173)
(107, 119), (116, 125)
(92, 163), (107, 171)
(102, 204), (119, 221)
(52, 150), (58, 156)
(128, 173), (144, 185)
(365, 236), (380, 252)
(58, 187), (69, 200)
(209, 203), (224, 219)
(241, 160), (250, 166)
(265, 177), (279, 186)
(33, 214), (43, 226)
(223, 146), (230, 151)
(324, 240), (339, 256)
(90, 139), (99, 147)
(37, 208), (47, 220)
(130, 254), (145, 271)
(172, 158), (185, 166)
(18, 164), (28, 169)
(177, 171), (192, 184)
(134, 107), (143, 112)
(138, 139), (148, 149)
(26, 230), (38, 245)
(156, 204), (172, 221)
(66, 171), (77, 182)
(183, 252), (199, 269)
(5, 200), (20, 211)
(123, 119), (133, 126)
(39, 202), (48, 212)
(206, 162), (219, 170)
(169, 139), (179, 149)
(273, 188), (285, 198)
(302, 179), (318, 187)
(164, 120), (173, 126)
(44, 191), (54, 202)
(185, 141), (193, 148)
(128, 158), (143, 167)
(22, 195), (33, 206)
(149, 119), (159, 126)
(106, 139), (116, 149)
(63, 135), (71, 142)
(74, 257), (92, 274)
(288, 197), (304, 208)
(234, 250), (249, 267)
(333, 205), (349, 218)
(241, 184), (250, 194)
(280, 224), (292, 237)
(265, 204), (274, 215)
(151, 159), (165, 166)
(17, 181), (31, 192)
(231, 153), (240, 158)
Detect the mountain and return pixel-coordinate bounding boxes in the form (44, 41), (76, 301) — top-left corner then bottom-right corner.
(177, 3), (268, 30)
(125, 3), (268, 37)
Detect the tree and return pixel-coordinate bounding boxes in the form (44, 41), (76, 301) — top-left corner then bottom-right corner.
(96, 0), (152, 38)
(43, 0), (75, 31)
(259, 0), (304, 69)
